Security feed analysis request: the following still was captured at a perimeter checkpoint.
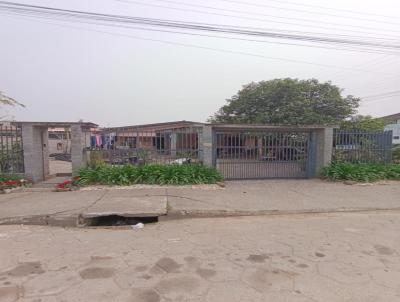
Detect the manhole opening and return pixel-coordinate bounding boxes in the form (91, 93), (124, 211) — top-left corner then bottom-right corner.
(84, 215), (158, 227)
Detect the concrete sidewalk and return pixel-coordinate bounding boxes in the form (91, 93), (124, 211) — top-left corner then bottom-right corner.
(167, 180), (400, 218)
(0, 180), (399, 226)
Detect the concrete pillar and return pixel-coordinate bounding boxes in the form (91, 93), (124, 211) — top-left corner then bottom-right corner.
(71, 124), (88, 175)
(42, 129), (49, 179)
(170, 132), (177, 157)
(201, 125), (213, 167)
(312, 127), (334, 177)
(21, 124), (46, 182)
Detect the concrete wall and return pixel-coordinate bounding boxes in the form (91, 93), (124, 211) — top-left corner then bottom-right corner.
(385, 124), (400, 145)
(71, 125), (91, 175)
(22, 126), (47, 182)
(313, 127), (334, 177)
(201, 125), (213, 167)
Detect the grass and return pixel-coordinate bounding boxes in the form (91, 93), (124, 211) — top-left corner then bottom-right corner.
(78, 164), (223, 186)
(322, 163), (400, 182)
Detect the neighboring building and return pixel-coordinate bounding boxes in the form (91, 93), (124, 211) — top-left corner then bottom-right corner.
(48, 128), (71, 154)
(382, 113), (400, 145)
(94, 121), (204, 152)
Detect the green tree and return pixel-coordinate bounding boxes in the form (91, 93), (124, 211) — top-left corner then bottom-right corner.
(0, 91), (24, 107)
(209, 78), (359, 125)
(340, 115), (386, 132)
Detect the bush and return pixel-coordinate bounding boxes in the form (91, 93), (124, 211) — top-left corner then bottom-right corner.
(78, 164), (223, 186)
(393, 146), (400, 163)
(322, 163), (400, 182)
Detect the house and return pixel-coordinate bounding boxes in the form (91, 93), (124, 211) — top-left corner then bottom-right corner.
(48, 128), (71, 155)
(382, 113), (400, 145)
(92, 121), (205, 164)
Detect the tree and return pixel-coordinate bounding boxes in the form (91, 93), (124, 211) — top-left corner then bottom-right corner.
(0, 91), (24, 107)
(209, 78), (359, 125)
(340, 115), (386, 132)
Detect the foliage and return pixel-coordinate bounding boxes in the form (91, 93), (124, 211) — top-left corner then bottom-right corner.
(55, 176), (80, 191)
(393, 146), (400, 163)
(0, 174), (23, 182)
(88, 151), (105, 168)
(0, 174), (26, 190)
(209, 78), (359, 125)
(340, 115), (386, 131)
(78, 164), (223, 186)
(0, 143), (24, 173)
(322, 163), (400, 182)
(0, 91), (24, 107)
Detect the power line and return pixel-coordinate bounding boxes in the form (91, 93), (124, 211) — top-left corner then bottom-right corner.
(6, 13), (399, 76)
(1, 1), (399, 55)
(2, 11), (397, 56)
(214, 0), (400, 26)
(113, 0), (400, 38)
(245, 0), (399, 20)
(362, 90), (400, 99)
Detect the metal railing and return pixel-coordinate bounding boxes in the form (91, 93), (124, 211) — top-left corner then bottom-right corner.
(85, 126), (203, 166)
(0, 124), (24, 174)
(333, 129), (393, 164)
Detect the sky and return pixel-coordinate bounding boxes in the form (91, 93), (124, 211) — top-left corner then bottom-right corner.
(0, 0), (399, 127)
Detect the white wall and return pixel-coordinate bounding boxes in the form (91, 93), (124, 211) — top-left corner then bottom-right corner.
(385, 124), (400, 145)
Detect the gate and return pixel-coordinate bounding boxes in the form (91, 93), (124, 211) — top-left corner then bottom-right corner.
(214, 130), (311, 179)
(0, 124), (24, 174)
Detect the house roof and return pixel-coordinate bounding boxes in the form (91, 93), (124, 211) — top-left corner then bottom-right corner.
(11, 121), (98, 128)
(380, 113), (400, 122)
(210, 123), (335, 130)
(103, 120), (204, 131)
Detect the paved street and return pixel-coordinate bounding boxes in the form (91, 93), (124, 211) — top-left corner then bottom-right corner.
(1, 211), (400, 301)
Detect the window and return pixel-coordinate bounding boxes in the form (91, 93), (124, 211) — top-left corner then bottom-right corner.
(394, 136), (400, 140)
(57, 143), (63, 151)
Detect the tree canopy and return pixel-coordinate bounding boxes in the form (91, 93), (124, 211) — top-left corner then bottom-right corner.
(210, 78), (360, 125)
(0, 91), (24, 108)
(339, 115), (386, 132)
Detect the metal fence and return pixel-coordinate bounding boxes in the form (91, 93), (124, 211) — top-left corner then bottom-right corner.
(0, 124), (24, 174)
(214, 130), (311, 179)
(85, 126), (203, 166)
(333, 129), (393, 164)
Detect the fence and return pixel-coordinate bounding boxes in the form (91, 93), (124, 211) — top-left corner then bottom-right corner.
(0, 124), (24, 174)
(333, 129), (393, 164)
(85, 126), (203, 167)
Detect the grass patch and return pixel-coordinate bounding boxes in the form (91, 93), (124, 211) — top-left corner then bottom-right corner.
(78, 164), (223, 186)
(322, 163), (400, 182)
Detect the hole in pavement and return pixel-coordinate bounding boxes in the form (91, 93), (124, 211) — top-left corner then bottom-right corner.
(84, 215), (158, 227)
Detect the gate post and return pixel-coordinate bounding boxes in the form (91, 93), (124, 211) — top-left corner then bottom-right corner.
(71, 124), (90, 175)
(201, 125), (214, 167)
(312, 127), (334, 177)
(21, 123), (47, 182)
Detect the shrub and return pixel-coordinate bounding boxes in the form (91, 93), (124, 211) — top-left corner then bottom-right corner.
(78, 164), (223, 186)
(393, 146), (400, 163)
(322, 163), (400, 182)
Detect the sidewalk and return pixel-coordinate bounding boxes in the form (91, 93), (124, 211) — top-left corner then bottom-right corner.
(0, 180), (399, 226)
(167, 180), (400, 218)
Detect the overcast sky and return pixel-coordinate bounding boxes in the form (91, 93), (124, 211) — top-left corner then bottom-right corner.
(1, 0), (399, 126)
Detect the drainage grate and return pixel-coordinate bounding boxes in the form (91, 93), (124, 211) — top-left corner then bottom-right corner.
(82, 215), (158, 227)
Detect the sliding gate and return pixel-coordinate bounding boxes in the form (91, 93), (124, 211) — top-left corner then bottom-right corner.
(214, 130), (312, 179)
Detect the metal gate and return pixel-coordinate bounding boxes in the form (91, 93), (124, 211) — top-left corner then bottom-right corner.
(214, 130), (311, 179)
(0, 123), (24, 174)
